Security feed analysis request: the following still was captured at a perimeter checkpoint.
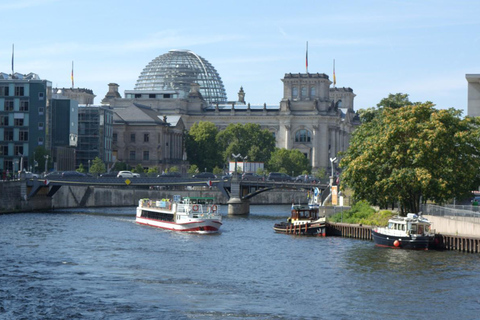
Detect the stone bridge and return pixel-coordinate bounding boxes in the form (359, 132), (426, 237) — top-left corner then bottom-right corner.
(25, 176), (330, 215)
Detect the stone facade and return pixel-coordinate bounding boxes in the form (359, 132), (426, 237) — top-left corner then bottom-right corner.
(466, 74), (480, 117)
(103, 72), (359, 172)
(112, 104), (187, 173)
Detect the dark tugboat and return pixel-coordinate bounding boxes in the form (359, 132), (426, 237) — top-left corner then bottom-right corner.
(274, 189), (326, 236)
(371, 213), (435, 250)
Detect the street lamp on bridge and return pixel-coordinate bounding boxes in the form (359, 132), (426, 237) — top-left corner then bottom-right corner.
(231, 153), (247, 179)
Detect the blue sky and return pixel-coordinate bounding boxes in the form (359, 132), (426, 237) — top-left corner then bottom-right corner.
(1, 0), (479, 114)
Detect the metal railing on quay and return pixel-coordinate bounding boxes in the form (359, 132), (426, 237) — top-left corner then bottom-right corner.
(421, 204), (480, 224)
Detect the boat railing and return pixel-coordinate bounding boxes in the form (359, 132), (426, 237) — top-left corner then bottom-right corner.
(177, 203), (221, 219)
(139, 199), (173, 210)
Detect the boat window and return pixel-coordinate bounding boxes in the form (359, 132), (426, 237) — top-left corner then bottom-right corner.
(388, 222), (394, 229)
(418, 226), (424, 234)
(401, 224), (405, 231)
(411, 225), (417, 233)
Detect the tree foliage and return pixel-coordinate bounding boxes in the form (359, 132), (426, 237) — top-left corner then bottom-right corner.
(185, 121), (222, 172)
(216, 123), (275, 163)
(268, 148), (311, 176)
(376, 93), (414, 109)
(33, 146), (50, 172)
(89, 157), (106, 174)
(358, 93), (415, 123)
(340, 103), (480, 214)
(133, 164), (144, 174)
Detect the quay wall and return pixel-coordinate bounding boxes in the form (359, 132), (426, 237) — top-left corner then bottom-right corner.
(424, 215), (480, 237)
(0, 181), (52, 213)
(326, 222), (480, 253)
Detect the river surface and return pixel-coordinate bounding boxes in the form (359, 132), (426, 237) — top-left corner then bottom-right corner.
(1, 205), (480, 320)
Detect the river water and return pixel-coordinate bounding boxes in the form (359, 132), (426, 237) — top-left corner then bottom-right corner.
(1, 205), (479, 320)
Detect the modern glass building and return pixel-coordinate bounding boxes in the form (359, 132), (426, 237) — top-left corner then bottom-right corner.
(134, 49), (227, 105)
(0, 72), (51, 176)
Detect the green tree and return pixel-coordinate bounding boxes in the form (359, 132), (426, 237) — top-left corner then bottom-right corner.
(167, 166), (179, 173)
(216, 123), (275, 163)
(147, 167), (159, 177)
(133, 164), (144, 174)
(267, 148), (311, 177)
(113, 162), (128, 172)
(76, 163), (86, 174)
(188, 164), (199, 175)
(33, 146), (50, 173)
(340, 103), (480, 214)
(185, 121), (222, 172)
(358, 93), (416, 123)
(376, 93), (414, 109)
(89, 157), (106, 175)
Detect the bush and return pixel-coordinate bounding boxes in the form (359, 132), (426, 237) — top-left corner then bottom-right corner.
(329, 200), (393, 226)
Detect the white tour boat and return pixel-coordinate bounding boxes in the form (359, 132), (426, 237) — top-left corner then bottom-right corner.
(136, 195), (222, 234)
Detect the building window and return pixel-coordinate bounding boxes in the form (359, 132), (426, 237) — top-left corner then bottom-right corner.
(134, 94), (141, 98)
(310, 87), (316, 98)
(14, 118), (24, 126)
(292, 87), (298, 99)
(4, 100), (14, 111)
(14, 145), (23, 155)
(129, 150), (136, 160)
(130, 133), (135, 143)
(295, 129), (311, 143)
(19, 130), (28, 141)
(38, 92), (44, 100)
(20, 100), (29, 111)
(149, 94), (156, 98)
(4, 129), (13, 141)
(15, 86), (24, 96)
(38, 107), (44, 115)
(301, 87), (307, 99)
(0, 86), (10, 96)
(38, 122), (44, 130)
(144, 133), (149, 142)
(112, 133), (117, 143)
(38, 137), (44, 145)
(143, 151), (149, 161)
(1, 145), (8, 156)
(0, 115), (8, 126)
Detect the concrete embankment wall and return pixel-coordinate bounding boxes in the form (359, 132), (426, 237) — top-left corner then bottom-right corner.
(0, 181), (52, 213)
(425, 215), (480, 237)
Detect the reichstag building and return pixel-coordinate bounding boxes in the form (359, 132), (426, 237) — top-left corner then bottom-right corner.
(103, 49), (360, 173)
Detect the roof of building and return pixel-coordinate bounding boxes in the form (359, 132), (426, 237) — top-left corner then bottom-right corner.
(134, 49), (227, 105)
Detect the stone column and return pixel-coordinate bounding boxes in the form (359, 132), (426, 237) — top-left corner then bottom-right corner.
(284, 124), (291, 149)
(319, 124), (329, 168)
(312, 125), (319, 169)
(330, 128), (337, 158)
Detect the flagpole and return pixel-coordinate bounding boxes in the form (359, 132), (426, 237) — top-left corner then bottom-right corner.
(306, 41), (308, 74)
(71, 61), (74, 88)
(333, 59), (336, 88)
(11, 44), (14, 77)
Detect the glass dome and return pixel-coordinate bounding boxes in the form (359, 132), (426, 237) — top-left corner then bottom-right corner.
(135, 49), (227, 105)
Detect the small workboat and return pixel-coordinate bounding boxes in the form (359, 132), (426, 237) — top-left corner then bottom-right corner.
(136, 195), (222, 234)
(371, 213), (435, 250)
(274, 189), (326, 236)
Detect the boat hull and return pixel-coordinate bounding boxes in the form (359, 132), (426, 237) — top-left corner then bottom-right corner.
(371, 229), (434, 250)
(273, 222), (326, 236)
(136, 217), (222, 234)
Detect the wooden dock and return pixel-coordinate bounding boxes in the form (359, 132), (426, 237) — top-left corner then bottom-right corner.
(326, 222), (480, 253)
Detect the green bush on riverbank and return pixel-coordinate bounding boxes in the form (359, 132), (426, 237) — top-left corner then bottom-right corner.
(329, 200), (393, 226)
